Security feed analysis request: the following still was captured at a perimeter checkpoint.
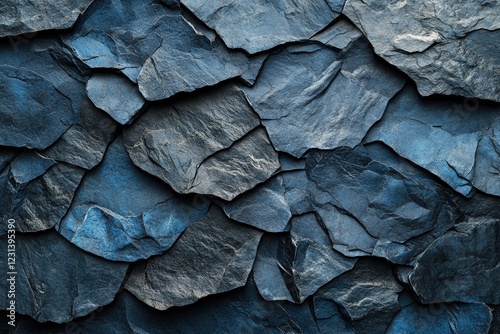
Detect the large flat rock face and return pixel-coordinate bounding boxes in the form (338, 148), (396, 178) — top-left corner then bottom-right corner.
(180, 0), (342, 54)
(344, 0), (500, 102)
(0, 0), (499, 332)
(125, 206), (263, 310)
(0, 0), (95, 37)
(124, 83), (280, 201)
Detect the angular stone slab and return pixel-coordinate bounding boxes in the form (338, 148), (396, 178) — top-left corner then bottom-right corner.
(253, 214), (356, 303)
(125, 206), (263, 310)
(306, 144), (460, 264)
(180, 0), (342, 54)
(243, 39), (405, 157)
(0, 230), (128, 323)
(40, 98), (117, 170)
(387, 302), (492, 334)
(58, 136), (210, 262)
(366, 83), (500, 197)
(409, 219), (500, 304)
(0, 151), (85, 233)
(0, 0), (94, 37)
(344, 0), (500, 101)
(316, 258), (403, 334)
(86, 72), (145, 125)
(124, 83), (279, 201)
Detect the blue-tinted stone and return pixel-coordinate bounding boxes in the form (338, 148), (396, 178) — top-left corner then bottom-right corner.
(57, 136), (210, 262)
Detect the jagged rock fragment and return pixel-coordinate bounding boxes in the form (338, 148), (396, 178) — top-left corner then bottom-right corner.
(253, 214), (356, 303)
(86, 72), (145, 125)
(0, 151), (85, 233)
(180, 0), (343, 54)
(58, 137), (209, 262)
(124, 83), (279, 201)
(307, 144), (460, 264)
(0, 230), (128, 323)
(0, 0), (95, 37)
(315, 258), (403, 334)
(39, 98), (117, 170)
(243, 37), (405, 157)
(409, 219), (500, 304)
(125, 206), (263, 310)
(344, 0), (500, 101)
(366, 83), (500, 197)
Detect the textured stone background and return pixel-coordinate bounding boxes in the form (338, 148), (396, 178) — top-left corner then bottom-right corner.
(0, 0), (499, 333)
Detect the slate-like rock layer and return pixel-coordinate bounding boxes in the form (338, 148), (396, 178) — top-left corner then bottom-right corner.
(126, 205), (263, 310)
(124, 83), (280, 201)
(180, 0), (342, 54)
(366, 83), (500, 197)
(58, 137), (210, 262)
(0, 230), (128, 323)
(243, 33), (405, 157)
(344, 0), (500, 101)
(0, 0), (94, 37)
(409, 219), (500, 304)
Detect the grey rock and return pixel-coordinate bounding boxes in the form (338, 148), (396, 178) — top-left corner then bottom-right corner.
(125, 205), (263, 310)
(409, 219), (500, 304)
(253, 213), (356, 303)
(86, 72), (145, 125)
(307, 145), (460, 264)
(180, 0), (342, 54)
(313, 298), (355, 334)
(124, 83), (279, 201)
(0, 0), (94, 37)
(344, 0), (500, 102)
(491, 307), (500, 334)
(14, 280), (321, 334)
(311, 18), (363, 50)
(366, 83), (500, 197)
(221, 176), (292, 232)
(243, 38), (405, 157)
(0, 230), (128, 323)
(40, 98), (117, 170)
(61, 0), (172, 82)
(0, 151), (85, 233)
(316, 258), (403, 334)
(0, 65), (76, 149)
(58, 136), (210, 262)
(0, 37), (89, 149)
(387, 302), (492, 334)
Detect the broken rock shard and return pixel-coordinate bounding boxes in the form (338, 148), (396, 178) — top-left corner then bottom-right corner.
(58, 136), (210, 262)
(125, 205), (263, 310)
(124, 83), (280, 201)
(180, 0), (343, 54)
(0, 0), (95, 37)
(344, 0), (500, 102)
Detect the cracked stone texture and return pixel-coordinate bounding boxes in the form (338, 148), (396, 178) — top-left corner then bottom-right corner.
(0, 0), (94, 37)
(125, 205), (263, 310)
(124, 83), (280, 201)
(243, 34), (406, 157)
(0, 151), (85, 234)
(306, 144), (460, 264)
(13, 281), (321, 334)
(409, 219), (500, 304)
(0, 37), (89, 149)
(0, 230), (128, 324)
(344, 0), (500, 102)
(387, 302), (493, 334)
(366, 83), (500, 197)
(58, 136), (210, 262)
(315, 258), (403, 334)
(39, 98), (118, 170)
(180, 0), (343, 54)
(86, 72), (145, 125)
(253, 213), (357, 303)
